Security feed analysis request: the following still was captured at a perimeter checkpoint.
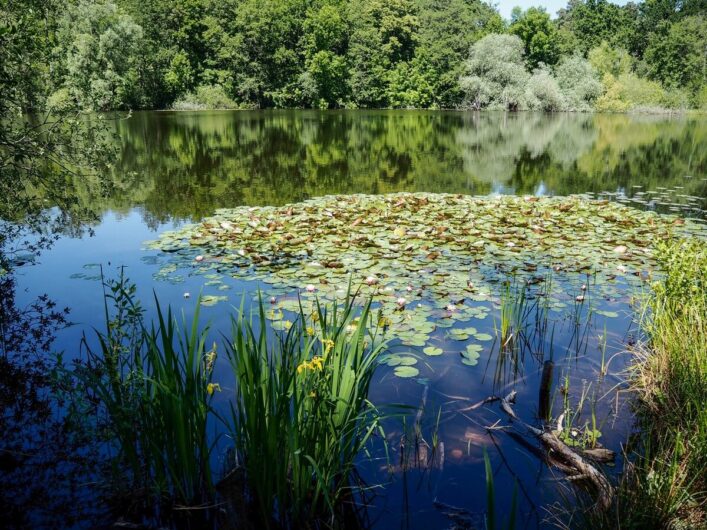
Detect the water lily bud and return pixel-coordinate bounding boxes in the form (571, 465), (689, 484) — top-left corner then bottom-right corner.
(364, 275), (378, 286)
(406, 285), (413, 292)
(195, 255), (204, 262)
(269, 296), (277, 304)
(581, 284), (587, 291)
(396, 297), (407, 307)
(183, 292), (190, 299)
(306, 284), (316, 293)
(575, 295), (585, 302)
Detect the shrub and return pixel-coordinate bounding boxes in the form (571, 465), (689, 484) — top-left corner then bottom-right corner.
(595, 73), (674, 112)
(525, 66), (565, 111)
(46, 88), (75, 112)
(172, 84), (238, 110)
(554, 54), (603, 111)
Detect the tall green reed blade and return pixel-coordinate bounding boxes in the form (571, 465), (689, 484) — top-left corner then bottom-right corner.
(78, 270), (217, 525)
(224, 291), (387, 528)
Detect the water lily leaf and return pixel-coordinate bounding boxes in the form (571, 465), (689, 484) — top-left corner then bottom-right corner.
(595, 310), (619, 318)
(473, 332), (493, 341)
(394, 366), (420, 378)
(423, 346), (443, 356)
(200, 295), (227, 307)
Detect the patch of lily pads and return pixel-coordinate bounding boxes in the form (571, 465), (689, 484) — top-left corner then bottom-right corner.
(144, 193), (701, 378)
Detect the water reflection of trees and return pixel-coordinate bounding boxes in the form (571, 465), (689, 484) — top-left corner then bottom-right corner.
(21, 111), (706, 228)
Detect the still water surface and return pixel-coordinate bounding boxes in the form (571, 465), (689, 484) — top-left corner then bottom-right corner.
(12, 110), (707, 528)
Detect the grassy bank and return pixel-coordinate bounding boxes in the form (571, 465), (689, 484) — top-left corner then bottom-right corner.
(579, 239), (706, 529)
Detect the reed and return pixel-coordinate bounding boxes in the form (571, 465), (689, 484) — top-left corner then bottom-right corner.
(223, 291), (387, 528)
(77, 270), (216, 526)
(558, 238), (707, 529)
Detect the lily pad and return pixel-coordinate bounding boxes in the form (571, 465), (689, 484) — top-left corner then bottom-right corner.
(394, 366), (420, 378)
(423, 346), (443, 356)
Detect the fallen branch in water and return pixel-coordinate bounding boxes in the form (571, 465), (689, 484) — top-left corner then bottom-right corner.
(496, 391), (614, 511)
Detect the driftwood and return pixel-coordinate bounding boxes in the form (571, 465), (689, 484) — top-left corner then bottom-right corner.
(496, 391), (614, 510)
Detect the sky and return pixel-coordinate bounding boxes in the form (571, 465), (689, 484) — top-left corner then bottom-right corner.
(492, 0), (630, 21)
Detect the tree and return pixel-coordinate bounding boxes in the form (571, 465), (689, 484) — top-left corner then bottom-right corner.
(117, 0), (209, 106)
(644, 16), (707, 102)
(53, 0), (145, 110)
(509, 7), (561, 69)
(554, 54), (603, 111)
(526, 66), (565, 111)
(348, 0), (419, 107)
(588, 41), (632, 78)
(300, 3), (350, 107)
(414, 0), (504, 107)
(557, 0), (637, 54)
(459, 34), (529, 110)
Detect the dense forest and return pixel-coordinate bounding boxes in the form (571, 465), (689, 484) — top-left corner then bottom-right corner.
(1, 0), (706, 113)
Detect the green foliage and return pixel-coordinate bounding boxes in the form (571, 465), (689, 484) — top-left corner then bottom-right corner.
(224, 293), (387, 526)
(348, 0), (419, 107)
(577, 239), (707, 528)
(414, 0), (504, 107)
(554, 54), (603, 111)
(76, 271), (216, 525)
(386, 58), (436, 108)
(526, 66), (566, 111)
(557, 0), (637, 53)
(588, 41), (632, 78)
(509, 7), (561, 69)
(595, 73), (672, 112)
(54, 0), (145, 110)
(3, 0), (706, 111)
(172, 84), (238, 110)
(300, 4), (350, 107)
(644, 16), (707, 105)
(459, 34), (529, 110)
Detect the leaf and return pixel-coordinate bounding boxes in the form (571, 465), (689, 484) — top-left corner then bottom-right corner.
(474, 332), (493, 341)
(394, 366), (420, 378)
(423, 346), (443, 356)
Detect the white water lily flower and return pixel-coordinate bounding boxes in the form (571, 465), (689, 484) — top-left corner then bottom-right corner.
(446, 304), (457, 312)
(183, 292), (190, 299)
(406, 285), (413, 292)
(195, 255), (204, 262)
(396, 297), (407, 307)
(364, 275), (378, 285)
(269, 296), (277, 304)
(306, 284), (316, 293)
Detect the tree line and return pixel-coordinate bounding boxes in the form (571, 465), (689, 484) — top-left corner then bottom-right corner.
(2, 0), (706, 112)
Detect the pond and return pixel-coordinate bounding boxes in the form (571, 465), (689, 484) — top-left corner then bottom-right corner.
(8, 110), (707, 528)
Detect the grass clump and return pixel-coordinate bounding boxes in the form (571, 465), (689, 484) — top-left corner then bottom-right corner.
(76, 270), (217, 526)
(568, 238), (706, 529)
(222, 293), (387, 528)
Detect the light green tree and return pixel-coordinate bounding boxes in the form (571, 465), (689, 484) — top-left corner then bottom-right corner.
(555, 54), (603, 111)
(459, 34), (529, 110)
(526, 66), (566, 111)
